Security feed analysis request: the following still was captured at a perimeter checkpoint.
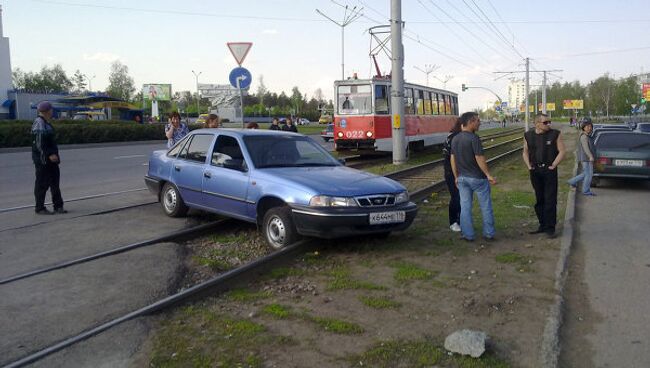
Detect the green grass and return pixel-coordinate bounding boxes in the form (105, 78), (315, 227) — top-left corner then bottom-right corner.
(262, 303), (292, 319)
(359, 295), (401, 309)
(311, 316), (364, 334)
(225, 288), (272, 303)
(391, 261), (438, 282)
(326, 268), (386, 291)
(348, 339), (510, 368)
(266, 266), (307, 279)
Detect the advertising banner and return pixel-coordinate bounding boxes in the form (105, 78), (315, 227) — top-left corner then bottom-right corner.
(143, 84), (172, 101)
(643, 83), (650, 101)
(546, 102), (556, 111)
(563, 99), (584, 109)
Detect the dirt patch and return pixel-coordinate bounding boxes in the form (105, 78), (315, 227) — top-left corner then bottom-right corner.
(144, 130), (578, 367)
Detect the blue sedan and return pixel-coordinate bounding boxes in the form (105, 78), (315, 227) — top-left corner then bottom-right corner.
(145, 129), (418, 249)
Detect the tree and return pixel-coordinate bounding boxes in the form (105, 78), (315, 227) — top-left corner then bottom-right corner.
(313, 88), (324, 102)
(106, 61), (135, 101)
(256, 75), (268, 105)
(587, 74), (615, 117)
(290, 86), (305, 116)
(11, 64), (72, 93)
(612, 76), (641, 115)
(72, 69), (87, 93)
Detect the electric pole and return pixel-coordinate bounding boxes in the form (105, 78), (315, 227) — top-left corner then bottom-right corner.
(434, 75), (454, 90)
(414, 64), (439, 87)
(316, 2), (363, 80)
(525, 57), (529, 130)
(192, 70), (202, 116)
(391, 0), (406, 164)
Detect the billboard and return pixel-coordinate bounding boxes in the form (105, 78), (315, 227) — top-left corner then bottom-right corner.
(643, 83), (650, 101)
(538, 103), (556, 111)
(143, 84), (172, 101)
(563, 99), (584, 109)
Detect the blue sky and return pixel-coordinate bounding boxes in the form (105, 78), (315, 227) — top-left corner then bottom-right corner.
(2, 0), (649, 111)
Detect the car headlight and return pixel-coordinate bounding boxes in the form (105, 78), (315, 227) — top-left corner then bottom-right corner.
(395, 191), (409, 204)
(337, 132), (344, 138)
(366, 131), (373, 137)
(309, 195), (358, 207)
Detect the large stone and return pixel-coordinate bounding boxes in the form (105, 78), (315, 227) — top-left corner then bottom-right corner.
(444, 329), (488, 358)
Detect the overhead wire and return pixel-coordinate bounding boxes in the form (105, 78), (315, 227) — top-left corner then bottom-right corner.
(464, 0), (525, 59)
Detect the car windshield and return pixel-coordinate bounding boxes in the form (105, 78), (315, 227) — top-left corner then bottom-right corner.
(597, 133), (650, 150)
(244, 135), (341, 168)
(337, 84), (372, 115)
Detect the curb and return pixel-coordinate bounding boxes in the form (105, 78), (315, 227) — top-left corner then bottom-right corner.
(0, 140), (166, 154)
(540, 159), (579, 367)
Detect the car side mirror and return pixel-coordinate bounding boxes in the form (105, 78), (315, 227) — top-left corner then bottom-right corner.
(223, 159), (247, 172)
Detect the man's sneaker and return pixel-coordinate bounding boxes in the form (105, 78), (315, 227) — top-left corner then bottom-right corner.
(35, 208), (53, 215)
(583, 191), (597, 196)
(449, 222), (461, 232)
(54, 208), (68, 214)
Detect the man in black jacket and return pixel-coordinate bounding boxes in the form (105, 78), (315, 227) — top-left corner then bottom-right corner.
(32, 101), (67, 215)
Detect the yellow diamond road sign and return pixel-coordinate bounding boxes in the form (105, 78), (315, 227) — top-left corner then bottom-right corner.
(227, 42), (253, 66)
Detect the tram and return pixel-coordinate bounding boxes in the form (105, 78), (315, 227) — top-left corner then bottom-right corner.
(333, 77), (459, 153)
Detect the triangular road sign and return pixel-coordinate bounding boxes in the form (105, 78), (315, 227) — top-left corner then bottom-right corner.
(227, 42), (253, 66)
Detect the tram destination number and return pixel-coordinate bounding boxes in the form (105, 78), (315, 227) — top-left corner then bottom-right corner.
(369, 211), (406, 225)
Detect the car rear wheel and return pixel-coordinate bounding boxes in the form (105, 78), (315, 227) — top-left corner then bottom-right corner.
(262, 206), (300, 249)
(161, 183), (189, 217)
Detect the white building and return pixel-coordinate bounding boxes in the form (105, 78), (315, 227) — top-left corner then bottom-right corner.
(507, 80), (526, 112)
(0, 5), (13, 119)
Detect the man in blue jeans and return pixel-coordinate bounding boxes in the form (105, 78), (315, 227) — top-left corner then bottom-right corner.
(451, 112), (497, 241)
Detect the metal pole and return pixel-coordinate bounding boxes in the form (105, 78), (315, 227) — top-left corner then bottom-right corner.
(524, 57), (530, 130)
(391, 0), (406, 164)
(341, 27), (345, 80)
(237, 77), (245, 128)
(192, 70), (202, 117)
(542, 71), (547, 114)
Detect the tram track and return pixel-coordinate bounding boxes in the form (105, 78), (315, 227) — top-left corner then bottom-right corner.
(1, 136), (525, 368)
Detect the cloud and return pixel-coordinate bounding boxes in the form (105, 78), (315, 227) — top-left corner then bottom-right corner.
(262, 29), (278, 35)
(83, 52), (120, 63)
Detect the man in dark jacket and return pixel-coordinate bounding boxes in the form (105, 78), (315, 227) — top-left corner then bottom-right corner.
(282, 117), (298, 132)
(32, 101), (66, 214)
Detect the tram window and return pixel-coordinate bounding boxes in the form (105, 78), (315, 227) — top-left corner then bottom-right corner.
(452, 96), (458, 115)
(404, 88), (414, 114)
(432, 93), (439, 115)
(445, 95), (452, 115)
(375, 85), (390, 114)
(424, 91), (432, 115)
(337, 84), (372, 115)
(416, 90), (425, 115)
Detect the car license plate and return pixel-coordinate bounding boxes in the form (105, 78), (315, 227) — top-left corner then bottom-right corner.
(369, 211), (405, 225)
(614, 159), (643, 167)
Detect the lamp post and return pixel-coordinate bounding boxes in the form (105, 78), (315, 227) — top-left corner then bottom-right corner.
(316, 4), (363, 80)
(86, 74), (96, 92)
(191, 70), (202, 116)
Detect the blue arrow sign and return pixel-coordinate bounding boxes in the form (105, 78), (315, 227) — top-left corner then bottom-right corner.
(229, 67), (252, 89)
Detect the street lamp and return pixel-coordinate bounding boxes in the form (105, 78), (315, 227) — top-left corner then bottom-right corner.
(191, 70), (202, 116)
(316, 3), (363, 80)
(413, 64), (439, 87)
(86, 74), (96, 92)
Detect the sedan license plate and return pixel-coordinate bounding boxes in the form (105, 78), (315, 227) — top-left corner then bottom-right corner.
(614, 159), (643, 167)
(369, 211), (405, 225)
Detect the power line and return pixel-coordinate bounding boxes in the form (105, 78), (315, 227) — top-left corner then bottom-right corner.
(465, 0), (525, 59)
(407, 18), (650, 24)
(535, 46), (650, 59)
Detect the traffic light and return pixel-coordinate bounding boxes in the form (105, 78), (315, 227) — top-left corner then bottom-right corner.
(461, 84), (467, 92)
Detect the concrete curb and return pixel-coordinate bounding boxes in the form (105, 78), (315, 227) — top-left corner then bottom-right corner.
(0, 140), (166, 154)
(540, 159), (579, 367)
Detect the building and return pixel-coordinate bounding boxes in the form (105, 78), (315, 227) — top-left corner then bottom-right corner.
(0, 5), (13, 119)
(507, 79), (526, 112)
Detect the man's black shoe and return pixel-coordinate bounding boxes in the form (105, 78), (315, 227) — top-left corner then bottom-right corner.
(545, 230), (557, 239)
(528, 228), (545, 234)
(483, 236), (496, 242)
(54, 208), (68, 214)
(35, 208), (54, 215)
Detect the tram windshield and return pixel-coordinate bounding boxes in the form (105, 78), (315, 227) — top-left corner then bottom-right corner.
(337, 84), (372, 115)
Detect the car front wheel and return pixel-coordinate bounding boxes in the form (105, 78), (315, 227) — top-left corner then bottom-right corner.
(161, 183), (189, 217)
(262, 206), (300, 249)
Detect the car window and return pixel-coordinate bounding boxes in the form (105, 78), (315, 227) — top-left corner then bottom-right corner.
(167, 134), (192, 157)
(212, 135), (246, 169)
(596, 133), (650, 150)
(244, 135), (340, 168)
(180, 134), (213, 163)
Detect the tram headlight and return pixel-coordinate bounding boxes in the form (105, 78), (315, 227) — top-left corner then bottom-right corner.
(395, 191), (409, 204)
(309, 195), (358, 207)
(337, 132), (344, 138)
(366, 131), (373, 138)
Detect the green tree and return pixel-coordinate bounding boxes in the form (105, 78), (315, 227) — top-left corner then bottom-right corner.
(256, 75), (268, 105)
(72, 69), (87, 93)
(612, 76), (641, 116)
(587, 74), (615, 117)
(106, 61), (135, 101)
(290, 86), (305, 116)
(12, 64), (72, 93)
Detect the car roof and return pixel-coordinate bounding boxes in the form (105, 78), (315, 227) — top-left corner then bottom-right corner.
(191, 128), (302, 138)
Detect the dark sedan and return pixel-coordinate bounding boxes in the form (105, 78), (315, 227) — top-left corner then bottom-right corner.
(593, 131), (650, 186)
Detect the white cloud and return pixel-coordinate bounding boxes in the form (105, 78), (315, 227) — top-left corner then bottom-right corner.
(83, 52), (120, 63)
(262, 29), (278, 35)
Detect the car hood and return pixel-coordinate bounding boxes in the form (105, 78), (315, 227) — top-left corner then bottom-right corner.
(257, 166), (406, 196)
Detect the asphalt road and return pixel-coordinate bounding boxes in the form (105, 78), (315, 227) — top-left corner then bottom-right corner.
(560, 177), (650, 367)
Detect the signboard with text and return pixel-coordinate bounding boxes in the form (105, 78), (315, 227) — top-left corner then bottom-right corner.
(143, 84), (172, 101)
(563, 99), (584, 109)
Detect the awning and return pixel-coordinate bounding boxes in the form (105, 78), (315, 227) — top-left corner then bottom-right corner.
(1, 99), (13, 108)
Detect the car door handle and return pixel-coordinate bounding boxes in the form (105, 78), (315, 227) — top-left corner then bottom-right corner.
(174, 165), (181, 171)
(203, 171), (212, 178)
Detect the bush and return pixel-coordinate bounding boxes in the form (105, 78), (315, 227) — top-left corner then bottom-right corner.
(0, 120), (200, 148)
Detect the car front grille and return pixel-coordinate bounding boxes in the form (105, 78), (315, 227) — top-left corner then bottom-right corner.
(355, 194), (396, 207)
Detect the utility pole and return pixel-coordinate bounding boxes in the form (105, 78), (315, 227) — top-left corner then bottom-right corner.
(525, 57), (529, 130)
(86, 74), (96, 92)
(391, 0), (406, 164)
(434, 75), (454, 90)
(542, 71), (547, 114)
(316, 3), (363, 80)
(413, 64), (439, 87)
(191, 70), (202, 116)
